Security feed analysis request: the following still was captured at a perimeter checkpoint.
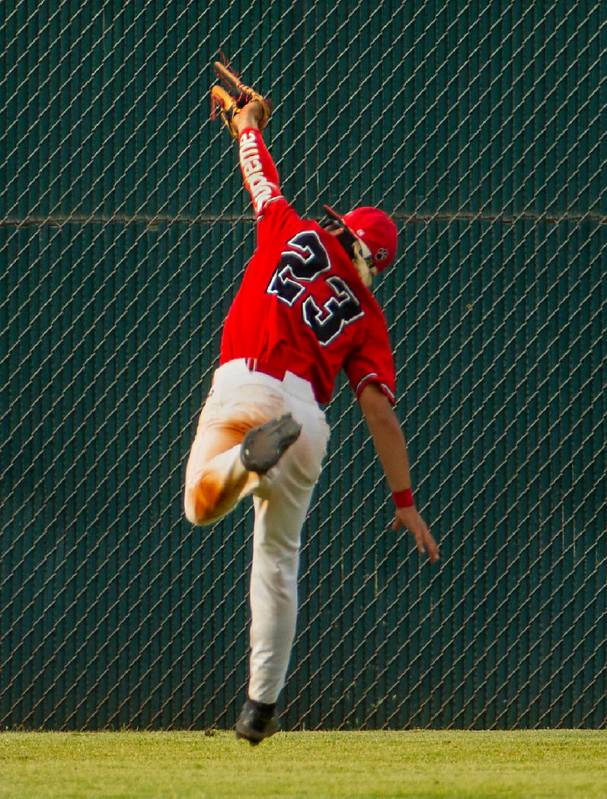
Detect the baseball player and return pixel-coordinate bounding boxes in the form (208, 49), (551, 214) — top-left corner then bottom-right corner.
(184, 66), (439, 744)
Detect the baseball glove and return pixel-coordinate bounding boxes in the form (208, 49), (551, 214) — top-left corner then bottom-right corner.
(210, 57), (272, 139)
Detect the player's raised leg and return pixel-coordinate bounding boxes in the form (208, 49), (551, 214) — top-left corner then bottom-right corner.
(184, 416), (253, 526)
(184, 401), (301, 526)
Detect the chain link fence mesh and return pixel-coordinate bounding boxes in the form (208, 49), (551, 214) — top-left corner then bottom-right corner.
(1, 1), (606, 730)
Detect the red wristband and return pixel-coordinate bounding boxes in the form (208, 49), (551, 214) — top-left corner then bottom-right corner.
(392, 488), (414, 508)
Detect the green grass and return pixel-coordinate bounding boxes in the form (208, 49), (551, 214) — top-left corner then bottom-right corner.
(0, 730), (605, 798)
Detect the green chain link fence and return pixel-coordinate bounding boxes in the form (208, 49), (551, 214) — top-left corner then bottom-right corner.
(1, 1), (605, 730)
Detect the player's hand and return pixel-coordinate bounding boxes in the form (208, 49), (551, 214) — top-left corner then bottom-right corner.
(234, 100), (265, 134)
(392, 507), (440, 564)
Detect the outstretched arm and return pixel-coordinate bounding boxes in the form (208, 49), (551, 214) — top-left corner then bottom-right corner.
(358, 384), (439, 563)
(234, 101), (283, 216)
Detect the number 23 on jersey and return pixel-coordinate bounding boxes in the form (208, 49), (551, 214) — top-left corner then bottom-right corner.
(267, 230), (364, 346)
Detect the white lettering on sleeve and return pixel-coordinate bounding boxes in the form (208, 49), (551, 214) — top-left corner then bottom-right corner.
(239, 132), (281, 214)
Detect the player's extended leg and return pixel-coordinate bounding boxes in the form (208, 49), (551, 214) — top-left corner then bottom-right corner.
(247, 487), (311, 703)
(236, 477), (315, 745)
(244, 409), (329, 708)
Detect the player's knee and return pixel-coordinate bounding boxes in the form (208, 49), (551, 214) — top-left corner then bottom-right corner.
(184, 490), (203, 526)
(184, 474), (223, 526)
(184, 486), (212, 526)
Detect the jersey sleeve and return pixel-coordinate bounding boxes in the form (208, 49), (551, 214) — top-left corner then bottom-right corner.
(343, 314), (396, 405)
(238, 128), (302, 240)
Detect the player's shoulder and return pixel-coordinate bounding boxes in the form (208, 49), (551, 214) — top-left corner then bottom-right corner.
(304, 223), (389, 316)
(321, 236), (385, 311)
(258, 196), (303, 230)
(348, 273), (390, 339)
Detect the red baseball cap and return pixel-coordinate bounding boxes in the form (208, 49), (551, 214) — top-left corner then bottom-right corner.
(323, 204), (398, 271)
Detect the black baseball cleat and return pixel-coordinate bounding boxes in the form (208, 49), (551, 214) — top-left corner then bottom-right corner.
(241, 413), (302, 474)
(235, 698), (279, 745)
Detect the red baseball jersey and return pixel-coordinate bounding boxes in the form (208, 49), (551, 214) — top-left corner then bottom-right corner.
(219, 128), (396, 406)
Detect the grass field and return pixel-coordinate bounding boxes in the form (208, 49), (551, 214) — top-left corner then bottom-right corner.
(1, 730), (605, 798)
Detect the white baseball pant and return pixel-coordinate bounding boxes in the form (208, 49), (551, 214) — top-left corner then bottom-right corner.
(184, 359), (330, 704)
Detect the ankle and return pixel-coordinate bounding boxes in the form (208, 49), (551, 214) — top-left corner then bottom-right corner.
(247, 696), (276, 716)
